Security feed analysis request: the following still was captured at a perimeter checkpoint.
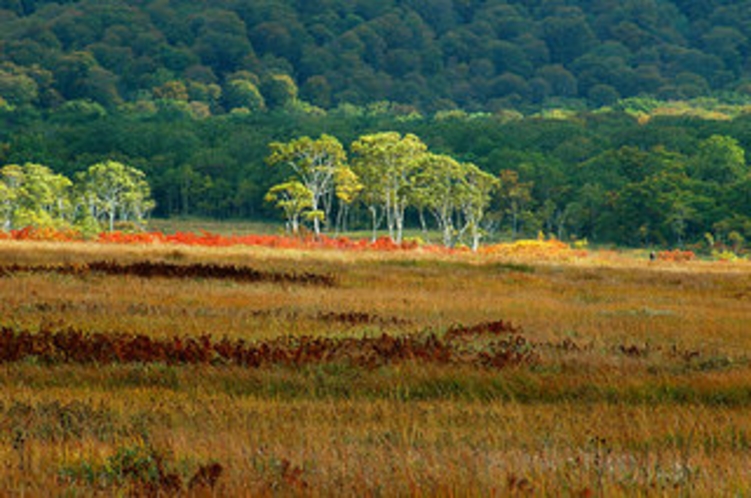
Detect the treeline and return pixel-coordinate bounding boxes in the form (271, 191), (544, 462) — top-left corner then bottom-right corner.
(264, 120), (751, 251)
(2, 104), (750, 249)
(0, 160), (153, 233)
(266, 132), (497, 250)
(2, 0), (751, 113)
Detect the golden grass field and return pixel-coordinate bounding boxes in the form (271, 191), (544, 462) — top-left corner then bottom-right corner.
(1, 239), (750, 496)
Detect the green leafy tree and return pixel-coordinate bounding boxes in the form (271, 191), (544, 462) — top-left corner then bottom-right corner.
(0, 68), (39, 106)
(264, 180), (312, 234)
(458, 163), (499, 251)
(1, 163), (72, 229)
(223, 78), (266, 113)
(192, 9), (255, 73)
(411, 154), (497, 249)
(0, 178), (17, 231)
(541, 12), (597, 65)
(0, 164), (25, 231)
(300, 75), (332, 108)
(664, 194), (698, 247)
(166, 164), (209, 217)
(498, 169), (533, 240)
(563, 183), (607, 242)
(611, 162), (710, 247)
(77, 160), (154, 231)
(261, 74), (299, 109)
(153, 80), (189, 102)
(333, 166), (363, 235)
(351, 132), (427, 243)
(412, 153), (465, 247)
(689, 135), (747, 185)
(266, 134), (347, 237)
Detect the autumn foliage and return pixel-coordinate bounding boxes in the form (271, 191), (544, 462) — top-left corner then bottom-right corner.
(0, 227), (428, 252)
(0, 225), (593, 261)
(0, 226), (84, 242)
(0, 321), (536, 370)
(656, 249), (696, 262)
(96, 230), (422, 251)
(0, 260), (336, 286)
(479, 239), (587, 260)
(6, 227), (733, 265)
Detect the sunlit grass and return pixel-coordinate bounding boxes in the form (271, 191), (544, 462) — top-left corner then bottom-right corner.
(1, 239), (751, 494)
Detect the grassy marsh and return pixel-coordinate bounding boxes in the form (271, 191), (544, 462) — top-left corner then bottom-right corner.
(0, 240), (750, 495)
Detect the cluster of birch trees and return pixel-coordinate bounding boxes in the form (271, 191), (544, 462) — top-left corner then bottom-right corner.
(0, 160), (154, 233)
(265, 132), (499, 250)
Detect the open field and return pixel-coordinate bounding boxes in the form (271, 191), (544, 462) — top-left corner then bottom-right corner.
(1, 239), (751, 495)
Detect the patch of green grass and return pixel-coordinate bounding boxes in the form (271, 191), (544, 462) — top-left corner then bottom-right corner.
(148, 218), (282, 236)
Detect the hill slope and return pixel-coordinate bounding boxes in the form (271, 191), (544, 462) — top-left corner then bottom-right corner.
(2, 0), (751, 112)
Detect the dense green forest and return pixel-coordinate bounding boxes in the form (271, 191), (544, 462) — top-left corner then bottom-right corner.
(2, 105), (751, 249)
(2, 0), (751, 112)
(1, 0), (751, 249)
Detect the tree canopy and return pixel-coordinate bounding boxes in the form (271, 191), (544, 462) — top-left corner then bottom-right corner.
(3, 0), (751, 113)
(1, 160), (153, 233)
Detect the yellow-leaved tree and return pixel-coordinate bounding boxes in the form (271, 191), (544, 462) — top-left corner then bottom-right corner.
(351, 132), (427, 243)
(266, 134), (351, 237)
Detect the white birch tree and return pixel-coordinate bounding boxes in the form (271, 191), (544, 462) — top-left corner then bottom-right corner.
(1, 163), (72, 229)
(264, 180), (313, 234)
(78, 160), (154, 231)
(267, 134), (347, 237)
(458, 163), (499, 251)
(411, 153), (464, 247)
(0, 181), (15, 231)
(351, 132), (427, 243)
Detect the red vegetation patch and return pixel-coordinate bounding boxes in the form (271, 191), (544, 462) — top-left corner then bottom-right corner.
(656, 249), (695, 262)
(0, 226), (437, 252)
(0, 226), (83, 242)
(617, 343), (701, 362)
(444, 319), (521, 340)
(188, 462), (224, 492)
(0, 323), (538, 370)
(442, 321), (538, 369)
(0, 261), (336, 287)
(316, 311), (410, 327)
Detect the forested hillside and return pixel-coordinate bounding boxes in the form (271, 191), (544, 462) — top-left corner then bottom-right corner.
(1, 0), (751, 250)
(2, 0), (751, 112)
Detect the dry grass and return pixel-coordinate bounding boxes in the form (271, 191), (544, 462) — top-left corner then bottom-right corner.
(1, 240), (751, 495)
